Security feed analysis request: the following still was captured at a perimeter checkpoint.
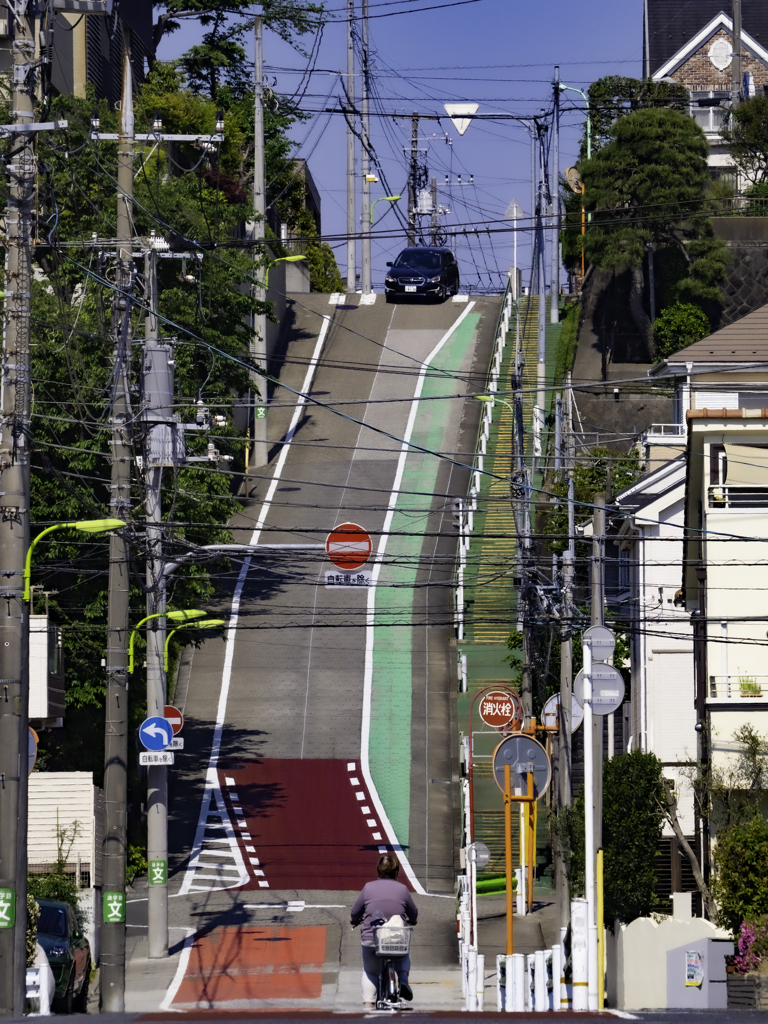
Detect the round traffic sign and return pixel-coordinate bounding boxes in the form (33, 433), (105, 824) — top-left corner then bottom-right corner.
(139, 716), (174, 751)
(164, 705), (184, 736)
(468, 842), (491, 869)
(492, 734), (551, 801)
(479, 688), (522, 730)
(574, 664), (626, 716)
(583, 624), (616, 661)
(542, 693), (583, 732)
(325, 522), (372, 570)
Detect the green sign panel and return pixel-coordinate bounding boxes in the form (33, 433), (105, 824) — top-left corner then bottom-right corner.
(0, 888), (15, 929)
(255, 406), (267, 420)
(149, 859), (167, 886)
(103, 891), (126, 923)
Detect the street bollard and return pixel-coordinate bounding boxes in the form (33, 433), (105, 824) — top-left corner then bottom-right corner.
(496, 954), (504, 1011)
(504, 954), (514, 1011)
(476, 953), (485, 1011)
(534, 950), (548, 1011)
(467, 948), (477, 1011)
(512, 953), (525, 1011)
(526, 953), (534, 1011)
(571, 897), (588, 1010)
(552, 943), (562, 1010)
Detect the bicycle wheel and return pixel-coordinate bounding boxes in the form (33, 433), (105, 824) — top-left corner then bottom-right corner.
(387, 962), (399, 1002)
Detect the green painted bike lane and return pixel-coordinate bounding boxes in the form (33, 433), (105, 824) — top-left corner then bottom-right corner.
(369, 313), (481, 850)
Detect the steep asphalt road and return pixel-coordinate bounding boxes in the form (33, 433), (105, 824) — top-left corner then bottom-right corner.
(159, 291), (501, 1010)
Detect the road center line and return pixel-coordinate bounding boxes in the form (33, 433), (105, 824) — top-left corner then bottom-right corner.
(361, 303), (476, 897)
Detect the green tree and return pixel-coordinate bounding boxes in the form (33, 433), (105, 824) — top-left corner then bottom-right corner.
(712, 816), (768, 935)
(652, 302), (711, 359)
(582, 108), (729, 350)
(584, 76), (690, 157)
(720, 96), (768, 185)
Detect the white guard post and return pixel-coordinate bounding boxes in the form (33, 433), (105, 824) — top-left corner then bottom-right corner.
(582, 636), (599, 1010)
(571, 897), (588, 1009)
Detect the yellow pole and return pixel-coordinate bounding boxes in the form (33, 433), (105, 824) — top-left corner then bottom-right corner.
(504, 764), (514, 955)
(527, 772), (535, 911)
(597, 848), (605, 1009)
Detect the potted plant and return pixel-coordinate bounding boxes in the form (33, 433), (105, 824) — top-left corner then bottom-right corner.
(739, 675), (762, 697)
(728, 917), (768, 1009)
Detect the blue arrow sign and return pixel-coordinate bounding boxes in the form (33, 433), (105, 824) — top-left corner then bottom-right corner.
(140, 716), (173, 751)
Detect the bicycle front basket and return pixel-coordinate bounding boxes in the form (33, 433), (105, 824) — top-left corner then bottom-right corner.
(374, 925), (411, 956)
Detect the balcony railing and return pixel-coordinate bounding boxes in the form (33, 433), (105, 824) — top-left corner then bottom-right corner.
(708, 485), (768, 509)
(644, 423), (686, 439)
(709, 675), (768, 701)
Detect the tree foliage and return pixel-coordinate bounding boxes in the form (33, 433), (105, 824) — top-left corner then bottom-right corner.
(653, 302), (711, 359)
(720, 96), (768, 185)
(583, 76), (690, 157)
(712, 816), (768, 935)
(582, 108), (729, 306)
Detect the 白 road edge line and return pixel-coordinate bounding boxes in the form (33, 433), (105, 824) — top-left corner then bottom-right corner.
(361, 302), (476, 897)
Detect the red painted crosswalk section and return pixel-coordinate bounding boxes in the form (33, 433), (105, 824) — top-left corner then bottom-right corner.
(217, 758), (410, 891)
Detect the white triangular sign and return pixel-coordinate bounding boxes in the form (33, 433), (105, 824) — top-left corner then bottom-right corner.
(443, 103), (478, 136)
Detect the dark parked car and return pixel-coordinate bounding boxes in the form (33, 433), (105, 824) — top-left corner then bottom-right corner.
(384, 247), (460, 302)
(37, 899), (91, 1013)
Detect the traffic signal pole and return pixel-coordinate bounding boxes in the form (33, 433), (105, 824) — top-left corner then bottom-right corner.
(0, 4), (35, 1014)
(100, 52), (135, 1012)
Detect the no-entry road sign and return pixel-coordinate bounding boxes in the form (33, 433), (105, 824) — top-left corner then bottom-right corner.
(164, 704), (184, 735)
(325, 522), (372, 570)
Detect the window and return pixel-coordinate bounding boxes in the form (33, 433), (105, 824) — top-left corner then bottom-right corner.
(690, 92), (729, 134)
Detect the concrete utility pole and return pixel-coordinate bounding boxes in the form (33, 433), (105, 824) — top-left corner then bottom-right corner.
(535, 126), (547, 462)
(430, 178), (438, 245)
(551, 67), (560, 325)
(346, 0), (356, 292)
(251, 16), (268, 466)
(360, 0), (372, 295)
(101, 52), (135, 1012)
(408, 114), (419, 246)
(0, 3), (35, 1014)
(142, 244), (172, 959)
(590, 493), (605, 861)
(732, 0), (742, 107)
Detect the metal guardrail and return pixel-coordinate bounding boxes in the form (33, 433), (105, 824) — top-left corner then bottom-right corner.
(712, 196), (768, 217)
(708, 485), (768, 509)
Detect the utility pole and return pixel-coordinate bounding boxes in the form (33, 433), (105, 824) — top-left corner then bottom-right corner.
(360, 0), (372, 296)
(590, 493), (605, 870)
(346, 0), (356, 292)
(100, 52), (135, 1012)
(512, 312), (533, 729)
(408, 113), (419, 246)
(551, 67), (560, 325)
(143, 243), (172, 959)
(534, 125), (547, 463)
(251, 16), (268, 467)
(0, 3), (35, 1013)
(430, 177), (438, 245)
(732, 0), (742, 108)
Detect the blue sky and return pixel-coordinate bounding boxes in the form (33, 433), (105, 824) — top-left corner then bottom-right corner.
(158, 0), (644, 292)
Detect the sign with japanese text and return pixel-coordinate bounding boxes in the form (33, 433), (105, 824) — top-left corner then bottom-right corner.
(139, 751), (175, 766)
(325, 570), (372, 588)
(103, 892), (125, 923)
(479, 689), (520, 730)
(149, 860), (167, 886)
(0, 888), (14, 929)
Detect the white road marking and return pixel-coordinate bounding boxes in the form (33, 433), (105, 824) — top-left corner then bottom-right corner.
(361, 303), (477, 896)
(347, 762), (356, 770)
(179, 314), (334, 897)
(350, 777), (360, 785)
(159, 927), (196, 1011)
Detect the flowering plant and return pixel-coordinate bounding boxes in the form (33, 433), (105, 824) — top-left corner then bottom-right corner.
(734, 916), (768, 974)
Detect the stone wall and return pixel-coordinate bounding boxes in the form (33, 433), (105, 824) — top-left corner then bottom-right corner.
(669, 29), (768, 91)
(713, 219), (768, 324)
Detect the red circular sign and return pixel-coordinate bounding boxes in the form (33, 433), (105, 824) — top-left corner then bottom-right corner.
(479, 689), (521, 730)
(164, 705), (184, 735)
(325, 522), (372, 570)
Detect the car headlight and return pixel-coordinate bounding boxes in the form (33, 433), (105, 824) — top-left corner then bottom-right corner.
(427, 275), (442, 283)
(385, 276), (396, 284)
(47, 945), (68, 959)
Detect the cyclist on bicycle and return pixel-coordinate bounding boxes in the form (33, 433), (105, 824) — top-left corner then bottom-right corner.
(350, 853), (418, 1007)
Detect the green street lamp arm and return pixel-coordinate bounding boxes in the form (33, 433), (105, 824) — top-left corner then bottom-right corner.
(475, 394), (515, 417)
(263, 254), (307, 291)
(559, 84), (591, 160)
(371, 195), (402, 224)
(24, 518), (125, 602)
(129, 609), (206, 673)
(164, 618), (225, 671)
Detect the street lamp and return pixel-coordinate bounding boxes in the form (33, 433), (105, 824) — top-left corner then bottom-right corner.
(164, 618), (225, 670)
(24, 519), (125, 601)
(129, 609), (206, 673)
(264, 253), (307, 290)
(370, 195), (401, 224)
(559, 84), (591, 159)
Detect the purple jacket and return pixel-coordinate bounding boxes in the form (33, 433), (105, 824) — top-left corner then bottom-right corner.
(350, 878), (418, 945)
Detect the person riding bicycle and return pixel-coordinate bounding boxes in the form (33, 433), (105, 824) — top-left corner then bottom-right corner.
(350, 853), (418, 1007)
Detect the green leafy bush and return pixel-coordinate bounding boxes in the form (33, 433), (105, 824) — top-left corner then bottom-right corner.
(652, 302), (710, 359)
(27, 893), (40, 967)
(712, 815), (768, 935)
(127, 845), (148, 886)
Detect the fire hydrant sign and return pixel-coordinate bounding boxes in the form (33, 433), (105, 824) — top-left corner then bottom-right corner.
(325, 522), (372, 570)
(479, 688), (520, 729)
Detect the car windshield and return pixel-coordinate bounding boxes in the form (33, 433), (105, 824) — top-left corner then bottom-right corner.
(393, 251), (442, 270)
(38, 906), (68, 938)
